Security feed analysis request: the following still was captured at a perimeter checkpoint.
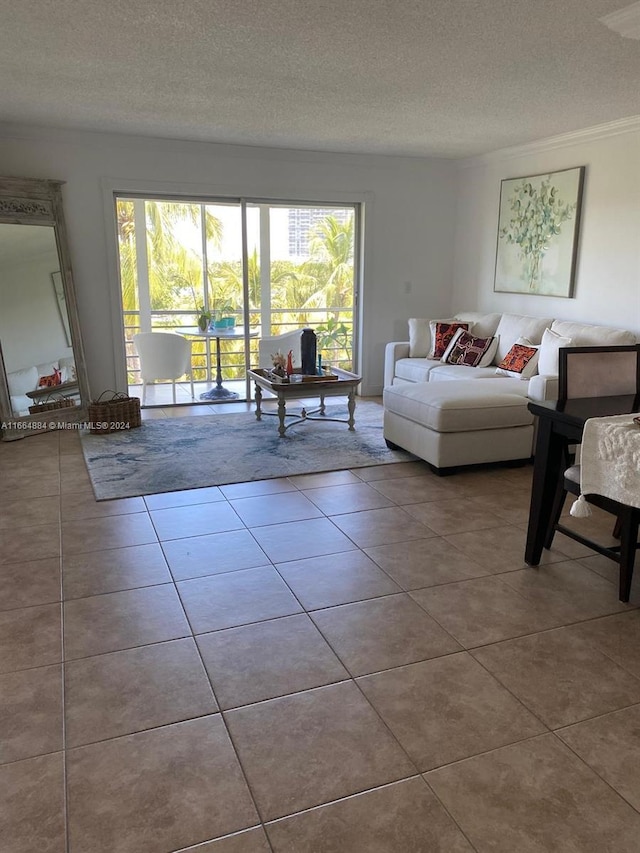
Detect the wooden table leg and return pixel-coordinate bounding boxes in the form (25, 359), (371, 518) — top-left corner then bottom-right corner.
(254, 383), (262, 420)
(347, 390), (356, 430)
(278, 395), (286, 437)
(525, 417), (566, 565)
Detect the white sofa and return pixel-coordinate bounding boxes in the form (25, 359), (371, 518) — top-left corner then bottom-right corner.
(7, 356), (77, 417)
(383, 312), (637, 472)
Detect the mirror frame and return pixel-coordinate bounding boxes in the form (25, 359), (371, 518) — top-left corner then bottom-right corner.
(0, 176), (90, 439)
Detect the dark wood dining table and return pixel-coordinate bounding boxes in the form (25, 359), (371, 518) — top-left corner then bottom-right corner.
(525, 394), (640, 566)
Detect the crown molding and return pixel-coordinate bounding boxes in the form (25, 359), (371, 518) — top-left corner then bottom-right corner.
(458, 115), (640, 168)
(600, 2), (640, 39)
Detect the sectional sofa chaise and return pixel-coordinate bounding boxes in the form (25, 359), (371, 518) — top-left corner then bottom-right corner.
(383, 312), (637, 472)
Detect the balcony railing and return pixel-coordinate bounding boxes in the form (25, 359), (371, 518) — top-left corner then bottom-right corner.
(124, 309), (353, 390)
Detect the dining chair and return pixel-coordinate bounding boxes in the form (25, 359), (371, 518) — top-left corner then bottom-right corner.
(544, 344), (640, 601)
(133, 332), (195, 405)
(558, 345), (640, 401)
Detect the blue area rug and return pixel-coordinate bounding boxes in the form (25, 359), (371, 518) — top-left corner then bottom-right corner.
(80, 401), (413, 500)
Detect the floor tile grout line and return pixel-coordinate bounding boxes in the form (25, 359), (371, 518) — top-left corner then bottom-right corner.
(358, 534), (497, 592)
(345, 665), (428, 777)
(551, 700), (640, 735)
(577, 641), (640, 685)
(120, 527), (275, 849)
(297, 586), (462, 699)
(60, 708), (232, 753)
(404, 576), (639, 652)
(35, 602), (640, 673)
(421, 773), (482, 853)
(7, 444), (640, 847)
(552, 727), (640, 817)
(464, 649), (553, 735)
(260, 774), (425, 826)
(424, 730), (552, 776)
(259, 774), (429, 833)
(166, 497), (426, 827)
(178, 586), (276, 849)
(460, 607), (640, 654)
(284, 600), (470, 784)
(217, 674), (426, 826)
(425, 727), (640, 825)
(467, 639), (640, 735)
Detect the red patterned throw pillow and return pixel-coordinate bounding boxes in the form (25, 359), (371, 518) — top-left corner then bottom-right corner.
(496, 338), (540, 379)
(428, 321), (469, 359)
(443, 330), (498, 368)
(38, 367), (62, 388)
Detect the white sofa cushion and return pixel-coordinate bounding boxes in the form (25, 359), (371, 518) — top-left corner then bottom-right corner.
(537, 327), (572, 376)
(394, 357), (444, 384)
(383, 380), (533, 433)
(408, 318), (436, 358)
(36, 360), (59, 378)
(550, 320), (637, 347)
(7, 366), (38, 396)
(429, 364), (502, 381)
(493, 313), (554, 363)
(527, 373), (560, 401)
(58, 356), (77, 381)
(453, 312), (502, 338)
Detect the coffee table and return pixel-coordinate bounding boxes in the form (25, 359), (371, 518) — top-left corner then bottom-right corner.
(248, 367), (363, 436)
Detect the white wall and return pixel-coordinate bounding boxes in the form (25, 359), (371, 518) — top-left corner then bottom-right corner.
(452, 122), (640, 336)
(0, 125), (458, 396)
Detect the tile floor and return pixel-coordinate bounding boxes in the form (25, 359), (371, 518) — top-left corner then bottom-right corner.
(2, 410), (640, 852)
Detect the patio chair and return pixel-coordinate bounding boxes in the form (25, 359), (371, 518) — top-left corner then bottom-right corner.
(258, 329), (303, 369)
(133, 332), (195, 405)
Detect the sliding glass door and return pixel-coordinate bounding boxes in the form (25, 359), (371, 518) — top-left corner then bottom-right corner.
(259, 204), (356, 371)
(115, 196), (358, 405)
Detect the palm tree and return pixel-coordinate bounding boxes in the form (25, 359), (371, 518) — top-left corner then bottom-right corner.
(116, 200), (139, 313)
(302, 213), (354, 316)
(210, 249), (303, 328)
(117, 199), (224, 383)
(117, 199), (223, 314)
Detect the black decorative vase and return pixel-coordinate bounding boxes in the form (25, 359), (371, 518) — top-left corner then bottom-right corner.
(300, 328), (317, 376)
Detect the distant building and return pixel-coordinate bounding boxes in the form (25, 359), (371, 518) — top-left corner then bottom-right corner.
(287, 207), (352, 258)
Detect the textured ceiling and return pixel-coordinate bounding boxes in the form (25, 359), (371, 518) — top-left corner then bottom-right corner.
(1, 0), (639, 158)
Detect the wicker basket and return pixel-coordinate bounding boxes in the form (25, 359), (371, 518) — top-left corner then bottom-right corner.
(88, 391), (141, 434)
(28, 396), (77, 415)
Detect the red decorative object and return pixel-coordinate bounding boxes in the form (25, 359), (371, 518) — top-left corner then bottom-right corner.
(38, 367), (62, 388)
(286, 349), (294, 376)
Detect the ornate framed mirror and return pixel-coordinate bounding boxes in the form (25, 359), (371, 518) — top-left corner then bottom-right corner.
(0, 177), (90, 440)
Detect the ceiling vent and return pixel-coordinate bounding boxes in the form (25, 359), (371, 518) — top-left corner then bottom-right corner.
(600, 1), (640, 39)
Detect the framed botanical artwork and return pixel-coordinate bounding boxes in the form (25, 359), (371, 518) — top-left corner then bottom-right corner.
(493, 166), (585, 297)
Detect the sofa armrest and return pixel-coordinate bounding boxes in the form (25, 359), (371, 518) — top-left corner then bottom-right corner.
(527, 374), (559, 402)
(384, 341), (410, 388)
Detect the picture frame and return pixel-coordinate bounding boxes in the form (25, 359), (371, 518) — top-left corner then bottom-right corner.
(493, 166), (585, 297)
